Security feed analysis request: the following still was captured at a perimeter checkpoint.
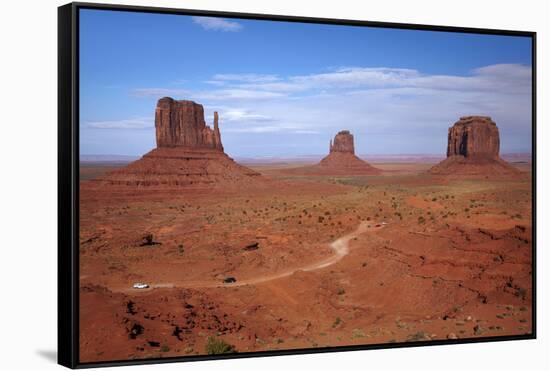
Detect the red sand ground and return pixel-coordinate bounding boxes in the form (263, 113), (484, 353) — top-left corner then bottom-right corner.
(79, 161), (532, 362)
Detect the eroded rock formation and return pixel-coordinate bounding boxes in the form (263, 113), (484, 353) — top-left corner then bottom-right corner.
(330, 130), (355, 154)
(94, 98), (262, 189)
(446, 116), (500, 159)
(286, 130), (381, 175)
(155, 98), (223, 151)
(430, 116), (520, 176)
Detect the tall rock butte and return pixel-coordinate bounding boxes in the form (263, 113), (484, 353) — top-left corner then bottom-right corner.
(429, 116), (520, 175)
(287, 130), (381, 175)
(329, 130), (355, 154)
(155, 98), (223, 150)
(97, 98), (261, 189)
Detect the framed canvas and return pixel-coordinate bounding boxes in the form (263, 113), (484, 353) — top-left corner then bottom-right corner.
(58, 2), (536, 368)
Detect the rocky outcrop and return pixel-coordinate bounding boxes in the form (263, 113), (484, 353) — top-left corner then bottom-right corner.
(430, 116), (520, 176)
(286, 130), (381, 175)
(155, 97), (223, 151)
(446, 116), (499, 159)
(330, 130), (355, 154)
(94, 98), (263, 189)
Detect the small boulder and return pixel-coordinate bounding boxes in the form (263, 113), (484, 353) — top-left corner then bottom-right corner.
(223, 277), (237, 284)
(243, 242), (259, 251)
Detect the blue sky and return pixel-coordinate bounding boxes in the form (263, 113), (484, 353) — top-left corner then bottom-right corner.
(80, 8), (532, 157)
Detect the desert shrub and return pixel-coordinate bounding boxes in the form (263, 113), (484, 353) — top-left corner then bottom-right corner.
(205, 337), (236, 355)
(141, 233), (155, 246)
(515, 287), (527, 299)
(407, 331), (430, 342)
(160, 345), (170, 352)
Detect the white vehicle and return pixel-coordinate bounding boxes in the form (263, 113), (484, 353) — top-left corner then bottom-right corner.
(133, 283), (149, 289)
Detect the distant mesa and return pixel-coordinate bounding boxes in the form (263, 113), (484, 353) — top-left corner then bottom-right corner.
(287, 130), (382, 175)
(429, 116), (521, 176)
(95, 97), (261, 189)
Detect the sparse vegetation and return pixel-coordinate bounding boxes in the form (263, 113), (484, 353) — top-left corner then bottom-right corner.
(205, 336), (236, 355)
(407, 331), (431, 342)
(80, 158), (532, 361)
(140, 233), (159, 246)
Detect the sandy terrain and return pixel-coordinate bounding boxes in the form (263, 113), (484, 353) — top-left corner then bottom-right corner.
(79, 161), (533, 363)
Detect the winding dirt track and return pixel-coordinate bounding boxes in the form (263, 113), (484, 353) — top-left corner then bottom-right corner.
(115, 221), (382, 293)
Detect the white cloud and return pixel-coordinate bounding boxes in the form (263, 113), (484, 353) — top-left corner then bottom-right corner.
(218, 109), (273, 122)
(291, 67), (420, 89)
(131, 87), (286, 101)
(86, 117), (153, 129)
(232, 64), (532, 94)
(204, 80), (228, 86)
(132, 88), (189, 97)
(211, 73), (280, 83)
(193, 64), (531, 98)
(237, 81), (309, 93)
(192, 17), (243, 32)
(223, 123), (319, 134)
(122, 64), (531, 155)
(194, 89), (286, 100)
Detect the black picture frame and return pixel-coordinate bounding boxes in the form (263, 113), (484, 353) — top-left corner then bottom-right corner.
(58, 2), (537, 368)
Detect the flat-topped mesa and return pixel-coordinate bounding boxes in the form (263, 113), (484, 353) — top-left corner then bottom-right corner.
(429, 116), (520, 176)
(446, 116), (499, 159)
(155, 97), (223, 151)
(330, 130), (355, 154)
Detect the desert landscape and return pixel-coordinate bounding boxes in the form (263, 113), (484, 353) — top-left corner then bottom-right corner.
(78, 98), (532, 363)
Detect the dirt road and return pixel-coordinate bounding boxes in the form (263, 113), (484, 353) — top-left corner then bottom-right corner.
(115, 221), (382, 293)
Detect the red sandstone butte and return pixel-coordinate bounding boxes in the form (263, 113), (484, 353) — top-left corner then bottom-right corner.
(287, 130), (381, 175)
(429, 116), (520, 176)
(155, 98), (223, 151)
(96, 98), (261, 189)
(329, 130), (355, 154)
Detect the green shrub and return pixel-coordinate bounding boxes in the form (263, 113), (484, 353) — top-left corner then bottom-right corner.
(205, 336), (236, 355)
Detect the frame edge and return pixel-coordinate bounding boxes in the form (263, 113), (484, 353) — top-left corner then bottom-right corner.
(64, 2), (537, 368)
(58, 2), (79, 369)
